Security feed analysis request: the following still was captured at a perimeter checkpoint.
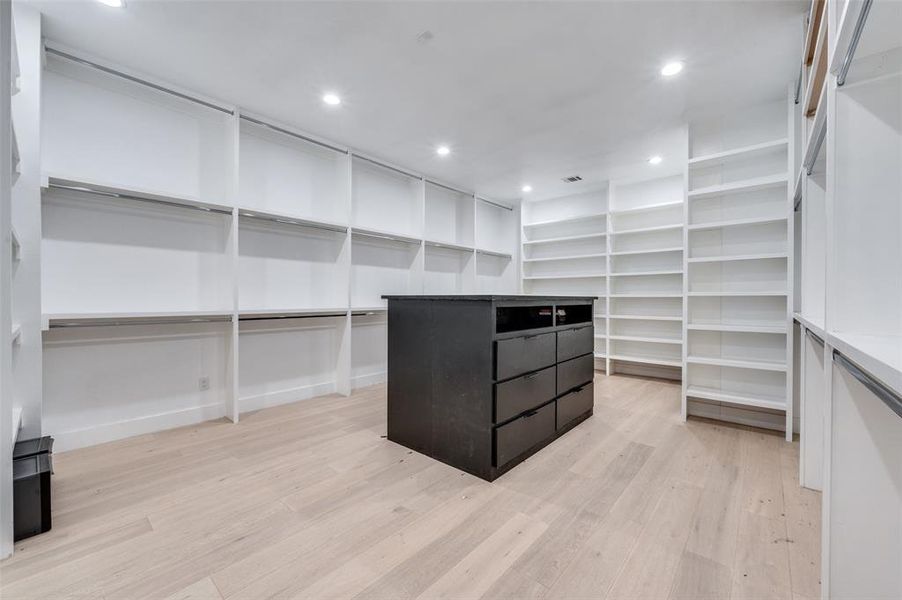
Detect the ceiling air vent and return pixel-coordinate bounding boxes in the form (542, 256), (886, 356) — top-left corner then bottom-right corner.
(561, 175), (583, 183)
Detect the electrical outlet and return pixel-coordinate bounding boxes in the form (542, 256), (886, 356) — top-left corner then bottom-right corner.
(199, 376), (210, 391)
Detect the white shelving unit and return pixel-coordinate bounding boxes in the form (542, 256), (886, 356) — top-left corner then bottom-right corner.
(685, 101), (793, 438)
(521, 188), (608, 365)
(32, 45), (520, 451)
(608, 174), (685, 376)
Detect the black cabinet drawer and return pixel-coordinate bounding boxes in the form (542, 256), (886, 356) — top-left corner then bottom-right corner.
(557, 384), (593, 430)
(494, 402), (555, 467)
(495, 332), (556, 380)
(557, 353), (594, 395)
(494, 366), (556, 423)
(557, 325), (594, 362)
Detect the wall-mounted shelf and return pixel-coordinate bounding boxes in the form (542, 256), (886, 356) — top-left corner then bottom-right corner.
(424, 239), (474, 253)
(688, 252), (788, 264)
(688, 173), (789, 200)
(42, 174), (233, 214)
(610, 293), (682, 298)
(689, 138), (788, 168)
(238, 308), (349, 321)
(609, 354), (682, 368)
(609, 334), (682, 345)
(522, 253), (606, 263)
(610, 200), (682, 215)
(610, 314), (682, 322)
(687, 355), (788, 372)
(523, 273), (607, 280)
(688, 290), (788, 297)
(611, 223), (682, 236)
(238, 207), (348, 233)
(610, 247), (683, 257)
(351, 226), (422, 245)
(476, 248), (512, 260)
(522, 232), (606, 245)
(687, 323), (786, 334)
(523, 212), (607, 228)
(686, 385), (786, 411)
(688, 215), (787, 231)
(828, 332), (902, 398)
(609, 270), (682, 277)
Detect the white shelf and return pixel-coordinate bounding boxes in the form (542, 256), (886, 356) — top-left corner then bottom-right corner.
(610, 314), (682, 322)
(687, 174), (789, 200)
(522, 252), (606, 263)
(610, 247), (683, 257)
(351, 306), (387, 314)
(523, 213), (607, 228)
(42, 174), (234, 214)
(610, 200), (682, 215)
(523, 273), (607, 280)
(522, 232), (606, 245)
(688, 290), (787, 297)
(687, 215), (787, 231)
(828, 331), (902, 397)
(688, 138), (788, 168)
(424, 239), (475, 253)
(609, 354), (682, 368)
(609, 270), (682, 277)
(688, 323), (786, 334)
(238, 207), (348, 233)
(687, 355), (788, 372)
(688, 252), (788, 264)
(610, 293), (682, 298)
(352, 226), (421, 245)
(475, 248), (513, 260)
(611, 223), (682, 236)
(686, 385), (786, 411)
(11, 324), (22, 345)
(793, 312), (826, 340)
(609, 335), (682, 345)
(42, 310), (233, 330)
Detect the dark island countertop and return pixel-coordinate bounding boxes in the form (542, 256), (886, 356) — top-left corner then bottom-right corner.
(381, 295), (597, 301)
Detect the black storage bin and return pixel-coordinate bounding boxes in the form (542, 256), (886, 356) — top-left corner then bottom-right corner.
(13, 453), (53, 541)
(13, 436), (54, 460)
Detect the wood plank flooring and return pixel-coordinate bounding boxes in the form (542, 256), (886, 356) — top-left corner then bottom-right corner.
(0, 375), (821, 599)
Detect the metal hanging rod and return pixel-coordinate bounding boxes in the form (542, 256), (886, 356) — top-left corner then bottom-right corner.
(425, 179), (473, 198)
(239, 312), (347, 322)
(45, 46), (234, 116)
(805, 327), (825, 346)
(476, 196), (514, 211)
(49, 316), (232, 328)
(834, 350), (902, 420)
(837, 0), (873, 86)
(237, 209), (348, 234)
(351, 153), (422, 181)
(351, 228), (421, 245)
(45, 181), (233, 215)
(794, 59), (804, 104)
(804, 120), (827, 175)
(239, 114), (348, 155)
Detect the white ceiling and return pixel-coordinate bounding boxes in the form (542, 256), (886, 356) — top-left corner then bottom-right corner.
(28, 0), (805, 201)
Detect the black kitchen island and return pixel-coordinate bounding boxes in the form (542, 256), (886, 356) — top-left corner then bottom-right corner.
(383, 295), (597, 481)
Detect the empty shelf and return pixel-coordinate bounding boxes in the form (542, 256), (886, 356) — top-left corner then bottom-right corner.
(523, 273), (607, 280)
(424, 239), (475, 253)
(612, 223), (683, 235)
(522, 252), (606, 263)
(43, 311), (233, 330)
(688, 290), (788, 297)
(609, 314), (682, 322)
(42, 174), (233, 214)
(687, 355), (788, 372)
(688, 215), (787, 231)
(476, 248), (513, 259)
(828, 332), (902, 397)
(686, 385), (786, 411)
(610, 247), (683, 257)
(522, 232), (607, 245)
(688, 138), (788, 168)
(523, 212), (607, 228)
(609, 335), (682, 345)
(609, 270), (682, 277)
(687, 323), (787, 334)
(239, 208), (348, 233)
(793, 313), (826, 339)
(609, 354), (682, 368)
(688, 253), (788, 263)
(611, 200), (683, 215)
(610, 293), (682, 298)
(688, 174), (789, 200)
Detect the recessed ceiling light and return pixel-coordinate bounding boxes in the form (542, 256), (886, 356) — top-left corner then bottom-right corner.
(322, 93), (341, 106)
(521, 185), (533, 193)
(661, 61), (683, 77)
(648, 155), (663, 165)
(97, 0), (125, 6)
(436, 145), (450, 156)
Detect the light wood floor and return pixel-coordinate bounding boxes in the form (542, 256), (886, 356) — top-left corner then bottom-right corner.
(0, 375), (821, 600)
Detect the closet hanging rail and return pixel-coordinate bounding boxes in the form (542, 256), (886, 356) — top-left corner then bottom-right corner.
(351, 153), (421, 181)
(834, 351), (902, 420)
(47, 315), (232, 328)
(239, 114), (348, 155)
(836, 0), (873, 86)
(237, 209), (348, 233)
(476, 196), (513, 211)
(425, 179), (472, 198)
(44, 179), (233, 215)
(239, 311), (347, 321)
(805, 327), (825, 347)
(44, 46), (234, 115)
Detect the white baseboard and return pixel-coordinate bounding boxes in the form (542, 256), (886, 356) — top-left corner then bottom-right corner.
(351, 371), (386, 389)
(50, 402), (226, 452)
(239, 381), (337, 413)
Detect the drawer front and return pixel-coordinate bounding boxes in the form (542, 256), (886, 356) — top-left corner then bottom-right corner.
(557, 384), (593, 430)
(557, 353), (594, 395)
(495, 366), (556, 423)
(495, 332), (556, 380)
(557, 325), (594, 362)
(494, 402), (556, 467)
